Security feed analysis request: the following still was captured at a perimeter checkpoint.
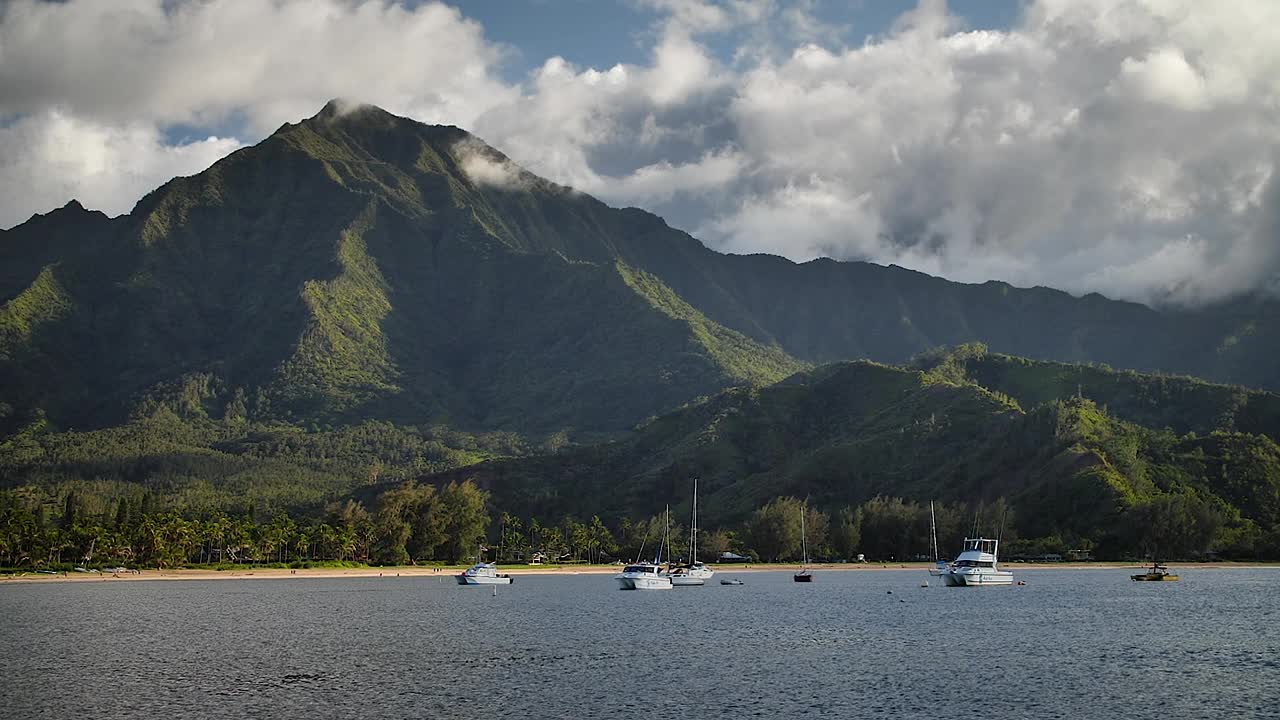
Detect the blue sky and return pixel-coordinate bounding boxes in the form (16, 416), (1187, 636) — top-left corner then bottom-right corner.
(460, 0), (1023, 82)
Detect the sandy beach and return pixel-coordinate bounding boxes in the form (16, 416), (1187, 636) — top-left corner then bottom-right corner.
(3, 561), (1275, 584)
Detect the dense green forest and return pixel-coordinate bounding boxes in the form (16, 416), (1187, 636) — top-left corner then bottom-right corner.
(4, 346), (1278, 566)
(426, 346), (1280, 560)
(4, 480), (1267, 571)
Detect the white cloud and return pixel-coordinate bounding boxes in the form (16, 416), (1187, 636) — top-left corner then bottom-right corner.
(2, 0), (1279, 306)
(453, 137), (533, 191)
(0, 110), (241, 229)
(0, 0), (514, 226)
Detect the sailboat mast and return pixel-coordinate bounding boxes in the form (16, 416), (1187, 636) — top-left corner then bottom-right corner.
(690, 478), (698, 563)
(800, 503), (808, 565)
(930, 501), (939, 562)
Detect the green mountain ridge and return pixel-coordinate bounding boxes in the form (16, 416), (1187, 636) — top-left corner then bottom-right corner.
(1, 103), (800, 438)
(428, 347), (1280, 557)
(4, 101), (1280, 445)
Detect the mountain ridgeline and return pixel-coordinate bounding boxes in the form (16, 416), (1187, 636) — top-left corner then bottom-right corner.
(3, 101), (1279, 441)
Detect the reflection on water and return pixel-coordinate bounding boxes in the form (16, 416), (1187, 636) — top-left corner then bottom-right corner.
(2, 569), (1278, 718)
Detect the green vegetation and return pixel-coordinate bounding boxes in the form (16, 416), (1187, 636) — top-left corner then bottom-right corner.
(1, 103), (1279, 565)
(432, 353), (1280, 560)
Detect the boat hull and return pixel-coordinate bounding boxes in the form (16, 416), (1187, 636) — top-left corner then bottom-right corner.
(793, 573), (814, 583)
(1131, 574), (1179, 581)
(669, 575), (705, 586)
(456, 575), (513, 585)
(942, 569), (1014, 586)
(616, 574), (672, 590)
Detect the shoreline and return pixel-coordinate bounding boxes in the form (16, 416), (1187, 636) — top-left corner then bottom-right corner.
(3, 561), (1277, 585)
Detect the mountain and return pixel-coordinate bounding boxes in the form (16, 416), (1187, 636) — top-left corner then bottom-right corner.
(0, 102), (800, 440)
(428, 347), (1280, 557)
(3, 101), (1279, 445)
(4, 98), (1280, 551)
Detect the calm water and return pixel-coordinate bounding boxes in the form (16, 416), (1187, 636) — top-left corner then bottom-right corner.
(2, 569), (1278, 719)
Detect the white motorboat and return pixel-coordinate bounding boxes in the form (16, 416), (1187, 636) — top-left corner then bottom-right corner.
(456, 562), (514, 585)
(616, 562), (673, 590)
(940, 537), (1014, 586)
(666, 479), (714, 586)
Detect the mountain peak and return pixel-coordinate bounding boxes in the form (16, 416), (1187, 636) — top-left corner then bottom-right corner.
(312, 98), (388, 121)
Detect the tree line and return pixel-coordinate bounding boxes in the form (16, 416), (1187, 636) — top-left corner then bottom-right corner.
(3, 481), (1276, 571)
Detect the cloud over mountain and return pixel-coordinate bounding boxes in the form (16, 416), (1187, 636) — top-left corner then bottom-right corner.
(2, 0), (1277, 306)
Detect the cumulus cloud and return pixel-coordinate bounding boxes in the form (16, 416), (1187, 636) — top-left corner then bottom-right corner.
(0, 0), (514, 226)
(0, 110), (242, 229)
(453, 137), (534, 191)
(473, 0), (1280, 306)
(2, 0), (1278, 306)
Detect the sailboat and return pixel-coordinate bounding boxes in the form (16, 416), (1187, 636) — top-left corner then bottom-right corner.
(615, 506), (674, 590)
(928, 501), (949, 576)
(666, 478), (714, 586)
(794, 502), (813, 582)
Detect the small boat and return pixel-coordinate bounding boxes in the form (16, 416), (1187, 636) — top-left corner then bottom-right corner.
(617, 506), (674, 590)
(456, 562), (514, 585)
(666, 564), (708, 586)
(940, 537), (1014, 586)
(720, 578), (744, 586)
(1131, 562), (1179, 581)
(794, 503), (814, 582)
(665, 479), (714, 586)
(616, 562), (673, 590)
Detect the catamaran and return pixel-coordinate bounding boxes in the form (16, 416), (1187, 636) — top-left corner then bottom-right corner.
(616, 506), (674, 590)
(666, 478), (713, 586)
(940, 537), (1014, 586)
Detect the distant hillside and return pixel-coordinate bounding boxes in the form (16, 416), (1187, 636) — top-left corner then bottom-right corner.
(429, 352), (1280, 557)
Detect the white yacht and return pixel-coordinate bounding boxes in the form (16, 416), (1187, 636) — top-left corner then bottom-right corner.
(940, 537), (1014, 586)
(456, 562), (514, 585)
(616, 562), (673, 590)
(667, 561), (713, 586)
(665, 479), (714, 586)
